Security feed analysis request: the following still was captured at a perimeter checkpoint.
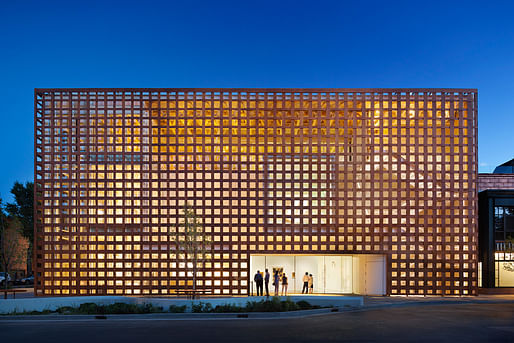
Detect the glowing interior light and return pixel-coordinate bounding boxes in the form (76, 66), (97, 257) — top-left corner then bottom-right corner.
(34, 89), (477, 297)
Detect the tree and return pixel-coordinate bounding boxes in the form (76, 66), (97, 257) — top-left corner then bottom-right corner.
(5, 181), (33, 275)
(170, 203), (211, 295)
(6, 181), (34, 242)
(0, 201), (27, 298)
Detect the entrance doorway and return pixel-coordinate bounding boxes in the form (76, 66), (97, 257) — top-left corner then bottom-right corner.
(250, 254), (386, 295)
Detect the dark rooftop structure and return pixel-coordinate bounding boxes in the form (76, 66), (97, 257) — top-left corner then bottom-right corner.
(493, 159), (514, 174)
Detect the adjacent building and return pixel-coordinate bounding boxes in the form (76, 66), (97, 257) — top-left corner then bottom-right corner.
(34, 88), (478, 296)
(478, 159), (514, 289)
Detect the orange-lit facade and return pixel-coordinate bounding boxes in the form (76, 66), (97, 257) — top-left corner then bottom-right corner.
(34, 88), (478, 296)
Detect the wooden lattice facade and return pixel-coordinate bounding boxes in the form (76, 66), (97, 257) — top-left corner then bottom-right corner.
(34, 88), (478, 296)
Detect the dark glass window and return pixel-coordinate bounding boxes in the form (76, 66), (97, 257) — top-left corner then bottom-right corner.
(494, 206), (514, 241)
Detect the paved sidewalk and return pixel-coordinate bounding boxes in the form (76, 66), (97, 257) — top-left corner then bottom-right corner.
(0, 307), (344, 321)
(3, 303), (514, 343)
(363, 294), (514, 309)
(3, 295), (514, 321)
(4, 292), (514, 320)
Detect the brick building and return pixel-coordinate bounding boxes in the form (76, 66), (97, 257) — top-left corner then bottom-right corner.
(478, 159), (514, 289)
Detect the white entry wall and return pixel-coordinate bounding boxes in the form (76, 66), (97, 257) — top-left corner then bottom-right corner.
(250, 254), (386, 295)
(352, 255), (386, 295)
(295, 255), (322, 293)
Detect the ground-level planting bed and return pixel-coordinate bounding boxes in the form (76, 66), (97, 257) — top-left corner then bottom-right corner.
(14, 302), (166, 315)
(192, 297), (321, 313)
(6, 297), (324, 315)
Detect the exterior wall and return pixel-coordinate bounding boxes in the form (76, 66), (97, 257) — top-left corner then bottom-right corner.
(478, 190), (514, 288)
(478, 174), (514, 192)
(34, 88), (478, 296)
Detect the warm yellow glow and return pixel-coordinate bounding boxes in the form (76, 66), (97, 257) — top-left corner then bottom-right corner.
(35, 90), (476, 297)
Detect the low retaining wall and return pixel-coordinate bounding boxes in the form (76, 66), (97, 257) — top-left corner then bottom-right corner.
(0, 295), (363, 314)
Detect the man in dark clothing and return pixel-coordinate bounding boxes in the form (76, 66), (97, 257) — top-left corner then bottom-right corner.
(302, 272), (309, 294)
(254, 270), (263, 296)
(264, 269), (270, 297)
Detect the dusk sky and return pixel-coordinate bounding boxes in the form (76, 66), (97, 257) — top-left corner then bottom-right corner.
(0, 0), (513, 201)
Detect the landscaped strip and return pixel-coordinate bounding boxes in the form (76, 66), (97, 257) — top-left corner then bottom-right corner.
(5, 297), (324, 315)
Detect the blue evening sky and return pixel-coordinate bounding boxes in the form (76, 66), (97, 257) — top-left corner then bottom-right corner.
(0, 0), (513, 201)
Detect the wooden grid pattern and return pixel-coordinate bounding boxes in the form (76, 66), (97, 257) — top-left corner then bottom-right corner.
(34, 88), (478, 296)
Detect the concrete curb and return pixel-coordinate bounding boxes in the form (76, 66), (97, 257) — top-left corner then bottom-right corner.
(0, 307), (352, 321)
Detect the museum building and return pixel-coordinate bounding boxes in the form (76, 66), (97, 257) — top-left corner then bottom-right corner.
(34, 88), (478, 296)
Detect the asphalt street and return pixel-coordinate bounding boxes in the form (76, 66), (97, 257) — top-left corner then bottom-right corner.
(2, 303), (514, 342)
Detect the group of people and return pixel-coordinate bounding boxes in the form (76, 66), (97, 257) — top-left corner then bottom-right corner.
(302, 272), (314, 294)
(253, 270), (313, 296)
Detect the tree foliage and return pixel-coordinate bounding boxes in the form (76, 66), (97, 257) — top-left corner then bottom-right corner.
(170, 203), (211, 291)
(6, 181), (34, 242)
(1, 201), (27, 291)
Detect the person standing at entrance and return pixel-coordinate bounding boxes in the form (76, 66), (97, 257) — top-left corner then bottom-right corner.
(273, 270), (280, 296)
(281, 273), (288, 296)
(308, 274), (313, 294)
(254, 270), (263, 296)
(302, 272), (309, 294)
(264, 269), (270, 297)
